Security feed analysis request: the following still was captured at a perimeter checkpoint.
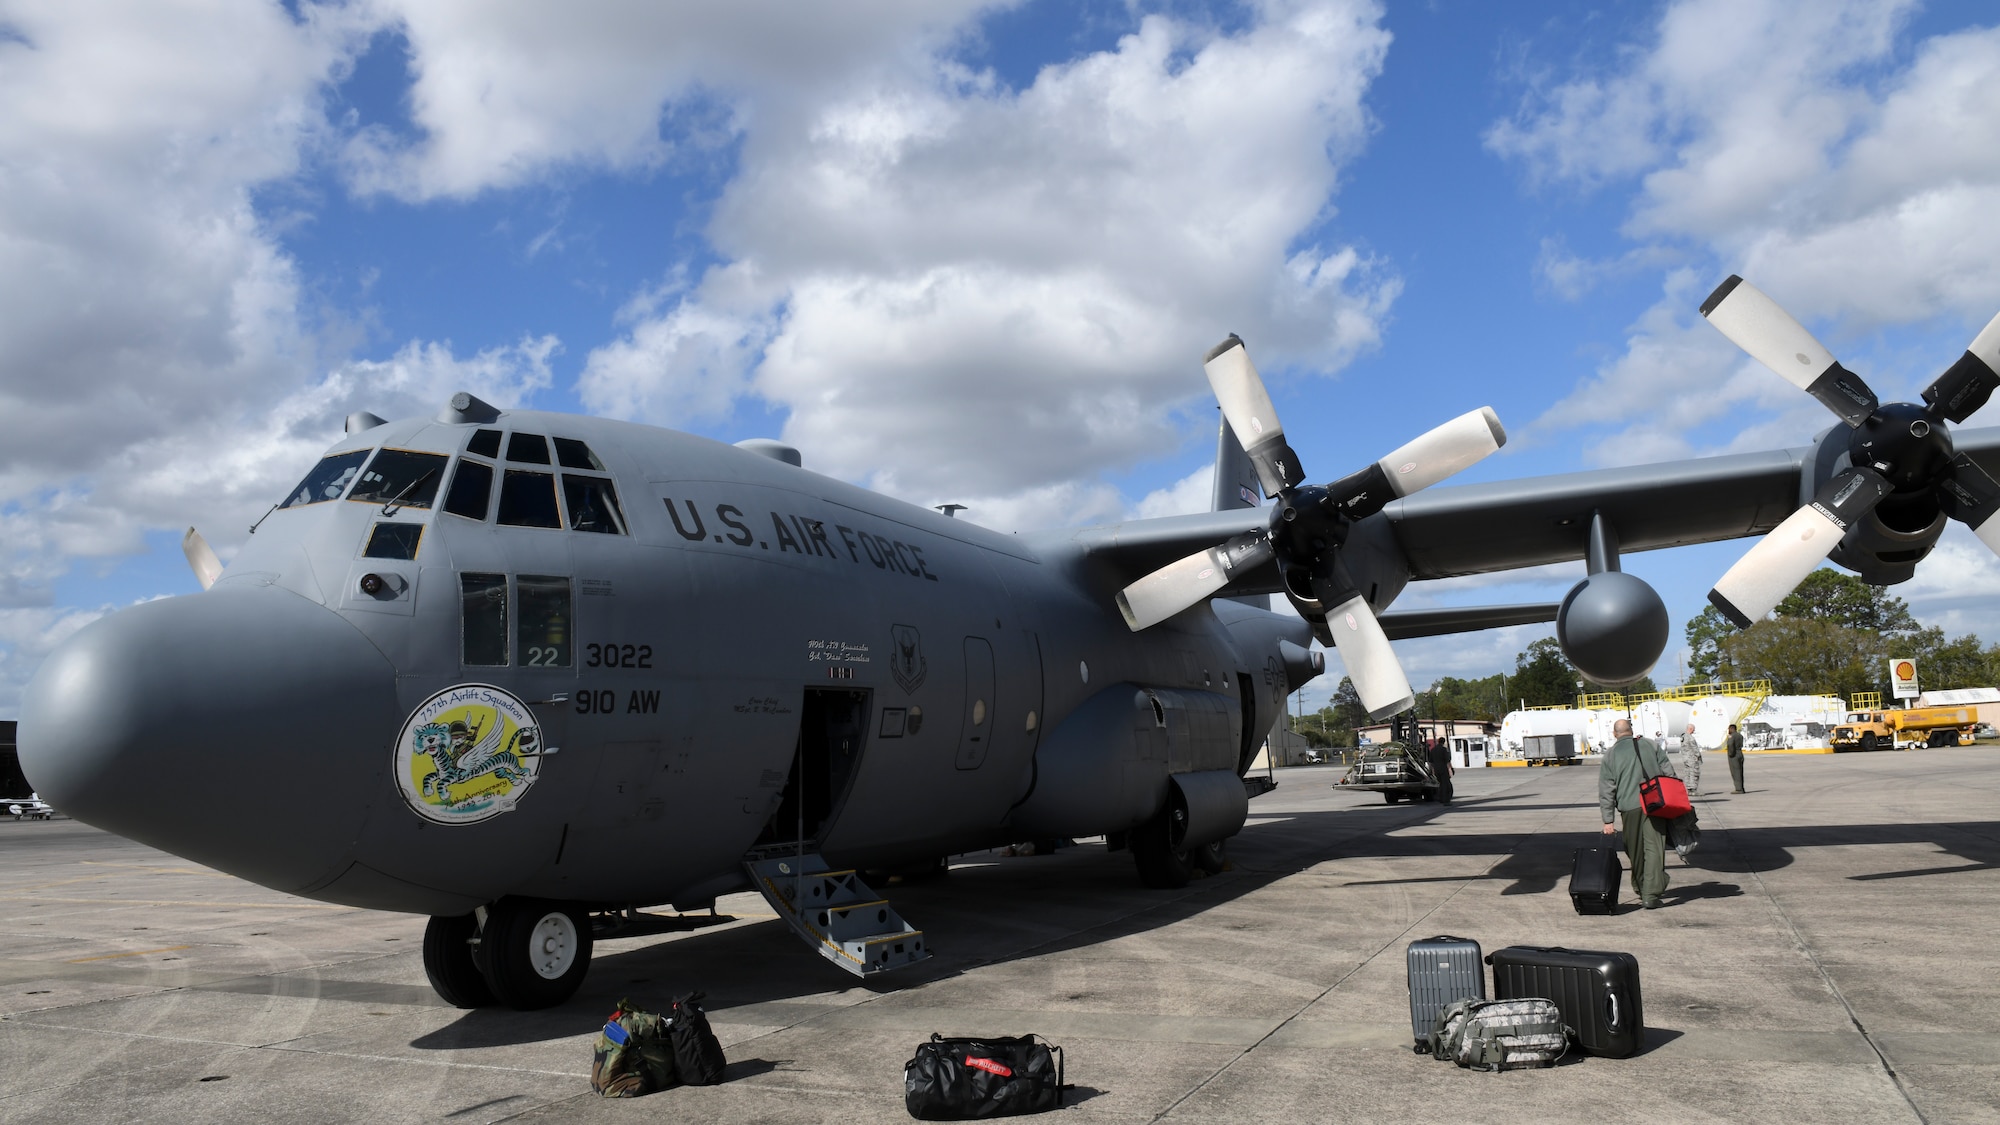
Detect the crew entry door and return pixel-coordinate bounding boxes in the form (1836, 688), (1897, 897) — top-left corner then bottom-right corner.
(955, 637), (995, 770)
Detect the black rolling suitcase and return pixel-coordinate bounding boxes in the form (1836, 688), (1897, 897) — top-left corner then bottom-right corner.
(1487, 945), (1644, 1058)
(1406, 935), (1485, 1049)
(1569, 847), (1622, 915)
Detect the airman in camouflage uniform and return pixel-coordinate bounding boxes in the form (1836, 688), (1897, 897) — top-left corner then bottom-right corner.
(1680, 722), (1702, 796)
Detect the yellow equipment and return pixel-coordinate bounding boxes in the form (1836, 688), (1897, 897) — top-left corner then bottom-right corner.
(1831, 706), (1975, 751)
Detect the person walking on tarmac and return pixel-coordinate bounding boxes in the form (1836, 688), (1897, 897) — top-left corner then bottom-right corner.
(1425, 737), (1455, 805)
(1599, 718), (1679, 909)
(1726, 722), (1746, 793)
(1681, 722), (1703, 796)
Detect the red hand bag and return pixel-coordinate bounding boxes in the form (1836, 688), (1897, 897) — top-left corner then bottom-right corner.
(1639, 774), (1692, 819)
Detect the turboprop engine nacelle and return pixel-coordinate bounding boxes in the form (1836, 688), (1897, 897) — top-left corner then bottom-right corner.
(1556, 570), (1668, 688)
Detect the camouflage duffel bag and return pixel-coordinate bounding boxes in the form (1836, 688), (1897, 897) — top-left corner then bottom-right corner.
(591, 999), (678, 1097)
(1428, 997), (1570, 1072)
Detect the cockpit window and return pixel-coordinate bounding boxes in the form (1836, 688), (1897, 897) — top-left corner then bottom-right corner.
(553, 437), (606, 471)
(507, 432), (551, 465)
(363, 522), (423, 559)
(443, 459), (494, 520)
(460, 573), (508, 666)
(497, 470), (561, 528)
(562, 475), (627, 535)
(466, 428), (502, 458)
(348, 449), (448, 510)
(278, 450), (369, 509)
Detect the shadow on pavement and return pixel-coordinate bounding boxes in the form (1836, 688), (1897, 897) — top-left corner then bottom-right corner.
(403, 786), (2000, 1049)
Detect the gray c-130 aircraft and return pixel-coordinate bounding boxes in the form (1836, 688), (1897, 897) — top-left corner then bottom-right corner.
(20, 279), (2000, 1010)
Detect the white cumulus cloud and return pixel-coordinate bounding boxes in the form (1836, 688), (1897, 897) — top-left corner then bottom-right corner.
(581, 1), (1401, 524)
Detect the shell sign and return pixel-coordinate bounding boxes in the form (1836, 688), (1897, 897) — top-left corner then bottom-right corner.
(1888, 658), (1920, 699)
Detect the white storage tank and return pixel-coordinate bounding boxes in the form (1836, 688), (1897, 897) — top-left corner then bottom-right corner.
(1633, 700), (1695, 748)
(1584, 708), (1627, 754)
(1498, 709), (1592, 759)
(1756, 695), (1845, 748)
(1689, 696), (1752, 750)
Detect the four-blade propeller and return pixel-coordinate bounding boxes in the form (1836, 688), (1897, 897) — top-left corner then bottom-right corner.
(1701, 276), (2000, 627)
(1117, 334), (1507, 719)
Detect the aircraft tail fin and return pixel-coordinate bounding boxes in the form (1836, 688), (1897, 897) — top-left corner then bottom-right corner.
(1211, 415), (1269, 610)
(1211, 414), (1263, 513)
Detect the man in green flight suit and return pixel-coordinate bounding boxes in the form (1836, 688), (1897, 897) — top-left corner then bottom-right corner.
(1599, 718), (1679, 909)
(1726, 722), (1746, 793)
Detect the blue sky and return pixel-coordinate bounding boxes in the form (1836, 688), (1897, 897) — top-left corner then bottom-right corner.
(6, 0), (2000, 716)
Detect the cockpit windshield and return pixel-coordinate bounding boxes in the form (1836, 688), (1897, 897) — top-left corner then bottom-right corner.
(348, 449), (449, 510)
(278, 450), (370, 509)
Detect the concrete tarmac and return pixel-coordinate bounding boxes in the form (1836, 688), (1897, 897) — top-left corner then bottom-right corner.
(3, 747), (1998, 1124)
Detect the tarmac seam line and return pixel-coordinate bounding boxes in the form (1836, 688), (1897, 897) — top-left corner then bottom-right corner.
(1146, 770), (1567, 1122)
(1708, 801), (1931, 1125)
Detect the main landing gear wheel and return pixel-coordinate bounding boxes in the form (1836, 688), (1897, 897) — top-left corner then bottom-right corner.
(422, 913), (493, 1008)
(474, 897), (593, 1010)
(1131, 801), (1196, 889)
(1191, 839), (1228, 875)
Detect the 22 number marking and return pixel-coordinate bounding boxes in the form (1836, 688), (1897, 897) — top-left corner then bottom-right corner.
(585, 643), (652, 669)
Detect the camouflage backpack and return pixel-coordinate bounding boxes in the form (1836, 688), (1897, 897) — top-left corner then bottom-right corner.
(591, 999), (679, 1097)
(1428, 997), (1570, 1072)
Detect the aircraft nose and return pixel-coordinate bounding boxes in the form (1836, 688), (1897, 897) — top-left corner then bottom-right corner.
(19, 585), (398, 892)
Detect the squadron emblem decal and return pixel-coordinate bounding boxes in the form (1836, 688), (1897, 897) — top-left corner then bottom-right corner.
(890, 624), (927, 693)
(395, 684), (544, 825)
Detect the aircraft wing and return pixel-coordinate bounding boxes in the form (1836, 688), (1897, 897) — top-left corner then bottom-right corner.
(1062, 425), (2000, 592)
(1384, 424), (2000, 580)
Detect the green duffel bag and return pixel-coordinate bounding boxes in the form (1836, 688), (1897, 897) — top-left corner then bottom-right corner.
(591, 999), (678, 1097)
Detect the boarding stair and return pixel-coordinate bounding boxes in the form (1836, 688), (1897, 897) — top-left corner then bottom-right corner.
(743, 851), (930, 977)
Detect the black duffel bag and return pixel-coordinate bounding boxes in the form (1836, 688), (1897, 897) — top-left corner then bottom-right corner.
(904, 1033), (1064, 1119)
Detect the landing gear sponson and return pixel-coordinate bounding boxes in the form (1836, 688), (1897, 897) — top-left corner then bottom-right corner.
(425, 898), (593, 1010)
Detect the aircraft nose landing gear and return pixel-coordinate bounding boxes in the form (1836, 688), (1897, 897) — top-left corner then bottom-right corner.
(423, 898), (595, 1010)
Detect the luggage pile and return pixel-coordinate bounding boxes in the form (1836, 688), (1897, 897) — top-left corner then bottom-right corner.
(589, 992), (730, 1098)
(1407, 934), (1645, 1072)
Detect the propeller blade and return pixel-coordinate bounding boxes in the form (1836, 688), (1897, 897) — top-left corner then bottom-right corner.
(1935, 451), (2000, 555)
(1708, 466), (1892, 628)
(1327, 406), (1508, 520)
(1204, 334), (1305, 497)
(182, 527), (222, 591)
(1115, 532), (1273, 631)
(1922, 310), (2000, 424)
(1321, 591), (1415, 720)
(1700, 275), (1879, 427)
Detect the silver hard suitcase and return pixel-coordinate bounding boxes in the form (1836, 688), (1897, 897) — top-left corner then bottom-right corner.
(1407, 935), (1485, 1048)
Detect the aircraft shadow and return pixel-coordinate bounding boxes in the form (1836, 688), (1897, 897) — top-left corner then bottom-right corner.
(406, 802), (2000, 1048)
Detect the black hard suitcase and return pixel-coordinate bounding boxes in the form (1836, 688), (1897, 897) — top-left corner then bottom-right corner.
(1569, 847), (1622, 915)
(1487, 945), (1644, 1058)
(1406, 935), (1485, 1048)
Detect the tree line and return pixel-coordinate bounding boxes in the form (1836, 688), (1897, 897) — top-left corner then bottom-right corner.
(1286, 570), (1991, 749)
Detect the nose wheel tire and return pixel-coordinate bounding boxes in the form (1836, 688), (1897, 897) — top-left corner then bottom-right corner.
(474, 897), (593, 1010)
(422, 913), (495, 1008)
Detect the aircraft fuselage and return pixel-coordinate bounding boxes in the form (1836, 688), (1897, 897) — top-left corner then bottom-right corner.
(20, 408), (1307, 918)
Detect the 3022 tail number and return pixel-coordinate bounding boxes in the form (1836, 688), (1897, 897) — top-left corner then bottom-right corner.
(585, 643), (652, 669)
